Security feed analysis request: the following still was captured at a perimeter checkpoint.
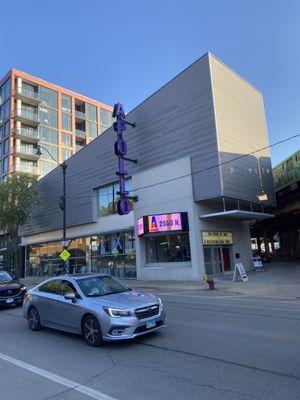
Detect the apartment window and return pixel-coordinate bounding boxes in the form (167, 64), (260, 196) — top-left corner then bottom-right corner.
(22, 82), (38, 97)
(4, 121), (9, 137)
(3, 139), (9, 155)
(62, 132), (72, 147)
(40, 160), (56, 176)
(0, 100), (10, 123)
(0, 125), (2, 139)
(40, 143), (58, 161)
(39, 127), (58, 144)
(86, 121), (97, 138)
(145, 234), (191, 263)
(0, 143), (2, 158)
(95, 179), (133, 217)
(100, 109), (112, 127)
(0, 79), (11, 105)
(39, 107), (58, 129)
(62, 94), (72, 113)
(62, 148), (72, 161)
(3, 157), (8, 174)
(39, 86), (58, 108)
(86, 103), (97, 122)
(62, 113), (72, 131)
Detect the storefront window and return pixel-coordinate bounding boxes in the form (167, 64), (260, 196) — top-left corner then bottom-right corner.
(26, 231), (136, 278)
(145, 233), (191, 263)
(99, 234), (110, 255)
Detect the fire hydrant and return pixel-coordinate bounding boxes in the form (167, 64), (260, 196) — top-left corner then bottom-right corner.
(202, 274), (215, 290)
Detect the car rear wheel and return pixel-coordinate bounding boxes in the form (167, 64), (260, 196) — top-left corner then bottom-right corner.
(82, 315), (102, 347)
(28, 306), (42, 331)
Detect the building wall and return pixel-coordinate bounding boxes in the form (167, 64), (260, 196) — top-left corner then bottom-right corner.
(0, 68), (113, 180)
(134, 157), (252, 281)
(19, 52), (275, 248)
(134, 157), (200, 280)
(20, 53), (221, 237)
(209, 54), (275, 205)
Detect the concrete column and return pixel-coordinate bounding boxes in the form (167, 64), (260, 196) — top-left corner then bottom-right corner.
(16, 99), (22, 116)
(270, 235), (275, 254)
(263, 232), (269, 254)
(17, 77), (22, 94)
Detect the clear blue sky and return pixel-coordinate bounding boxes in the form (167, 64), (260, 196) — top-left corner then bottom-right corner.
(1, 0), (299, 166)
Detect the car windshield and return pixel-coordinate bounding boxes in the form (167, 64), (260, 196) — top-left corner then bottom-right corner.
(77, 276), (131, 297)
(0, 271), (12, 282)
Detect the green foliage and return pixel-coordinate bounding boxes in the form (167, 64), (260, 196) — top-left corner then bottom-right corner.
(0, 175), (40, 234)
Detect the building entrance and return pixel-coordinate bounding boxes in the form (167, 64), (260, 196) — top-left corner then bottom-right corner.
(203, 246), (233, 275)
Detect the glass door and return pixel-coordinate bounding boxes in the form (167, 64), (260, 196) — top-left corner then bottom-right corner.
(204, 246), (232, 274)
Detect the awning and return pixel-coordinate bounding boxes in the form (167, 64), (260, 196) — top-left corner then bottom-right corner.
(200, 210), (274, 221)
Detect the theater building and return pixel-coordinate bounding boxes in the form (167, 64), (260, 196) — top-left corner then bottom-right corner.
(19, 53), (275, 280)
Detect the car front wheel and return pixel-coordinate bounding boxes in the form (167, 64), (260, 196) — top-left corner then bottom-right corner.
(28, 306), (42, 331)
(82, 315), (103, 347)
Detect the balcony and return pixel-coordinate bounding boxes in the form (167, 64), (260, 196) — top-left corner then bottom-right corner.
(75, 129), (86, 138)
(15, 87), (41, 106)
(15, 127), (40, 143)
(15, 164), (39, 175)
(15, 145), (39, 161)
(75, 110), (85, 120)
(15, 108), (40, 126)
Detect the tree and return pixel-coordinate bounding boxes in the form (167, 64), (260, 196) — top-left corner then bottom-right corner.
(0, 175), (40, 277)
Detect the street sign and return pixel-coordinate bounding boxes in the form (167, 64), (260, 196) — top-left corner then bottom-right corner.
(253, 260), (264, 271)
(233, 263), (248, 282)
(59, 249), (71, 262)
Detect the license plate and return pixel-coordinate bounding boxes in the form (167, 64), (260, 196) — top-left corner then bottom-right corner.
(6, 298), (14, 304)
(146, 320), (156, 329)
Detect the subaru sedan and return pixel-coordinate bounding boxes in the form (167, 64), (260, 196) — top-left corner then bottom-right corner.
(23, 274), (166, 346)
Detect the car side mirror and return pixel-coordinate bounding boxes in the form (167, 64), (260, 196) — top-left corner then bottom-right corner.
(64, 292), (76, 303)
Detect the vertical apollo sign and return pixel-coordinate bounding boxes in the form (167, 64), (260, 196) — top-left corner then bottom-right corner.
(113, 102), (137, 215)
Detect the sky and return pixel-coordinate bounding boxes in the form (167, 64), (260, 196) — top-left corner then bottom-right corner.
(1, 0), (299, 166)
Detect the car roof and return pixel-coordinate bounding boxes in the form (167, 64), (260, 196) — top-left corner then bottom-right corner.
(60, 273), (111, 281)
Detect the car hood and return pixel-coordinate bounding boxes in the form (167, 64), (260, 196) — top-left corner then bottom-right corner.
(0, 280), (21, 290)
(88, 289), (159, 310)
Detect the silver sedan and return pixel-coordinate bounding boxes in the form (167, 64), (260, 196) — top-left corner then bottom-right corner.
(23, 274), (166, 346)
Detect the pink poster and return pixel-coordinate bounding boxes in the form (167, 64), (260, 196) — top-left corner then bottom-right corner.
(137, 218), (144, 236)
(148, 213), (182, 233)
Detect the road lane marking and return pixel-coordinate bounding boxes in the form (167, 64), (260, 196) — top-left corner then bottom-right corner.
(0, 351), (118, 400)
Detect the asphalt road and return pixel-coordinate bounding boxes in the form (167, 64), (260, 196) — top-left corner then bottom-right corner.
(0, 289), (300, 400)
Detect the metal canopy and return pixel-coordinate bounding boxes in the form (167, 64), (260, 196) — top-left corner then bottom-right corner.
(200, 210), (274, 221)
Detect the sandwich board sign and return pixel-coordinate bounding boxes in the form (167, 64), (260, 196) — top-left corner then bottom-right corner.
(233, 263), (248, 282)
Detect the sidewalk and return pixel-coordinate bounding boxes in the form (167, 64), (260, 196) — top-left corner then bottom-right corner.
(21, 260), (300, 298)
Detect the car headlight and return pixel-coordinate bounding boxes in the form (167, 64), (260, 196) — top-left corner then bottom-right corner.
(20, 286), (26, 291)
(157, 297), (162, 307)
(103, 307), (132, 318)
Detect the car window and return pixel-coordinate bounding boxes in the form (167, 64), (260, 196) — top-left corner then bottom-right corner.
(39, 280), (62, 295)
(61, 280), (80, 298)
(0, 271), (12, 282)
(77, 276), (131, 297)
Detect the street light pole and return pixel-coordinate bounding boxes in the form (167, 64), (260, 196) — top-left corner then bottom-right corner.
(36, 145), (68, 252)
(62, 161), (67, 246)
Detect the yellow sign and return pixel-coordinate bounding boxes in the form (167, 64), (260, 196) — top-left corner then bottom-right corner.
(59, 249), (71, 261)
(202, 231), (233, 245)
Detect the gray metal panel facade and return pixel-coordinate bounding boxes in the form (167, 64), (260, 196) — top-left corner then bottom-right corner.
(209, 54), (275, 205)
(20, 53), (221, 237)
